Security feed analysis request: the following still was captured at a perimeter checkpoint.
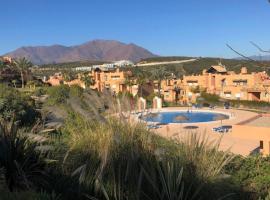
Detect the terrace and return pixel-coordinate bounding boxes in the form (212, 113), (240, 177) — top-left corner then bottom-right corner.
(141, 107), (270, 156)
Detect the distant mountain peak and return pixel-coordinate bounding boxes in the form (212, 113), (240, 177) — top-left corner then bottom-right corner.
(4, 39), (156, 64)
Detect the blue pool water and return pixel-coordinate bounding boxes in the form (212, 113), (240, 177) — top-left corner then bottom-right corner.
(142, 111), (229, 124)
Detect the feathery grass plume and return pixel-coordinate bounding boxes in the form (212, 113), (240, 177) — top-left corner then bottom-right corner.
(58, 91), (236, 199)
(61, 94), (159, 197)
(176, 131), (234, 182)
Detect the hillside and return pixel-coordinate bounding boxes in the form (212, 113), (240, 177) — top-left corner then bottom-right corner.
(4, 40), (157, 64)
(136, 57), (270, 78)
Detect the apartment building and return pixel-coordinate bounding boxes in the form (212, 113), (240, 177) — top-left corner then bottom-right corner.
(90, 68), (133, 94)
(46, 68), (134, 95)
(182, 64), (270, 103)
(46, 63), (270, 103)
(158, 79), (182, 102)
(46, 73), (64, 86)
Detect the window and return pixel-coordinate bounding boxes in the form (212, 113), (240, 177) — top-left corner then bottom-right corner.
(224, 92), (231, 98)
(111, 75), (120, 80)
(221, 79), (226, 87)
(260, 141), (264, 149)
(187, 80), (198, 86)
(233, 80), (247, 86)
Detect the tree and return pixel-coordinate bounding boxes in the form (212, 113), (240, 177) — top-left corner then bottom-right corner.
(134, 68), (149, 97)
(14, 57), (33, 88)
(80, 72), (95, 88)
(124, 76), (135, 93)
(150, 67), (170, 97)
(173, 86), (181, 103)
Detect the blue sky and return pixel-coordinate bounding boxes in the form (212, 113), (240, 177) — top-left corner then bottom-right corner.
(1, 0), (270, 58)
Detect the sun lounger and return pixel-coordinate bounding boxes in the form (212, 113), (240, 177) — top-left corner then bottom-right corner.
(212, 125), (232, 133)
(147, 124), (161, 130)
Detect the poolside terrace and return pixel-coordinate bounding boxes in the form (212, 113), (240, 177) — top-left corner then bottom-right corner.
(145, 107), (270, 156)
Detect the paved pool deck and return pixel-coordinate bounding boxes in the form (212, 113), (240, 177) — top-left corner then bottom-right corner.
(146, 107), (270, 156)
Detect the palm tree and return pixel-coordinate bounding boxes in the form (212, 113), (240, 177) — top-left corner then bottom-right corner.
(124, 76), (135, 93)
(134, 68), (149, 97)
(150, 67), (169, 97)
(14, 57), (33, 88)
(173, 86), (181, 103)
(80, 72), (95, 88)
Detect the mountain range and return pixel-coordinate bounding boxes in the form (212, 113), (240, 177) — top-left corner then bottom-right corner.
(4, 40), (156, 64)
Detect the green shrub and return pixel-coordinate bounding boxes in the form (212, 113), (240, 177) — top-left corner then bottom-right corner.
(200, 91), (220, 103)
(229, 99), (270, 110)
(47, 85), (70, 105)
(34, 87), (47, 96)
(0, 84), (39, 126)
(226, 155), (270, 199)
(117, 91), (134, 99)
(69, 85), (84, 98)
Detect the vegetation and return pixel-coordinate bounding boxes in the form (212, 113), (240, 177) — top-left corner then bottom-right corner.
(0, 84), (39, 126)
(226, 156), (270, 199)
(0, 119), (47, 192)
(136, 57), (270, 78)
(14, 57), (33, 88)
(80, 72), (95, 88)
(0, 82), (270, 199)
(40, 60), (108, 69)
(46, 85), (71, 105)
(195, 91), (270, 111)
(150, 67), (170, 97)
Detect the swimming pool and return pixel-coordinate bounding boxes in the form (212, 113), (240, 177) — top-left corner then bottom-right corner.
(142, 111), (229, 124)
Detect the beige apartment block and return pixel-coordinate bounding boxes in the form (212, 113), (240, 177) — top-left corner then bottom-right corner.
(89, 68), (132, 94)
(182, 64), (270, 103)
(46, 64), (270, 104)
(46, 68), (133, 95)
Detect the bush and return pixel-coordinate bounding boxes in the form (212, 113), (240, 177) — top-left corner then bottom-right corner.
(226, 155), (270, 199)
(47, 85), (70, 105)
(69, 85), (84, 98)
(0, 84), (39, 126)
(229, 99), (270, 110)
(200, 91), (220, 103)
(117, 91), (134, 99)
(34, 87), (47, 96)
